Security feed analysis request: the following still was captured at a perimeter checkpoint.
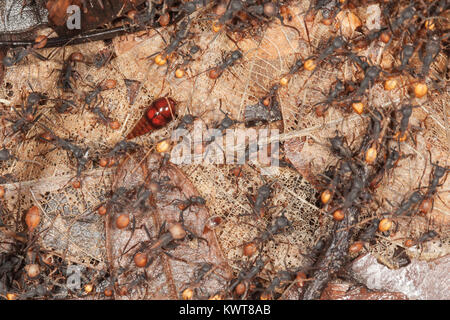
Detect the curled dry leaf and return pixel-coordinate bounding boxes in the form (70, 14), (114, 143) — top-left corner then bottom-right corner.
(106, 151), (232, 299)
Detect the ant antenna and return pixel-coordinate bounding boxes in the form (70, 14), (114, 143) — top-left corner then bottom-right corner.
(225, 33), (243, 52)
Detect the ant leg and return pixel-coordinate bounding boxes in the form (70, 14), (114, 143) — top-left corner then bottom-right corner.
(208, 78), (218, 96)
(161, 250), (190, 264)
(435, 193), (450, 210)
(30, 50), (49, 61)
(184, 227), (208, 246)
(302, 9), (315, 52)
(120, 216), (137, 259)
(96, 0), (105, 9)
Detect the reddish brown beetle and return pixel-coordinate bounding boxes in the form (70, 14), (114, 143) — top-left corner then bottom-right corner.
(127, 97), (176, 139)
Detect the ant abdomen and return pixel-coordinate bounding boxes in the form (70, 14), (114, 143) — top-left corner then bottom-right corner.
(127, 97), (176, 139)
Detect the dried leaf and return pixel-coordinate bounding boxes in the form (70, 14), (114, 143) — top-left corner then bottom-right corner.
(124, 79), (141, 105)
(106, 152), (232, 299)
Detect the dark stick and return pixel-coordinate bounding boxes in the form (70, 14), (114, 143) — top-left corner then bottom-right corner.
(0, 24), (145, 49)
(300, 206), (359, 300)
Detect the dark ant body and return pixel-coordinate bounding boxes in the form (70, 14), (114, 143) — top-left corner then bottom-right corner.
(175, 196), (206, 210)
(355, 65), (381, 97)
(347, 51), (369, 71)
(394, 191), (423, 216)
(215, 109), (238, 132)
(417, 154), (449, 214)
(310, 237), (327, 258)
(205, 107), (239, 144)
(260, 270), (296, 299)
(324, 79), (345, 104)
(305, 0), (342, 22)
(320, 165), (340, 198)
(190, 262), (213, 285)
(240, 1), (301, 36)
(93, 47), (114, 69)
(341, 172), (366, 211)
(91, 104), (115, 126)
(131, 184), (153, 211)
(175, 44), (201, 71)
(59, 53), (83, 92)
(229, 258), (265, 295)
(179, 262), (218, 299)
(314, 36), (347, 66)
(176, 114), (196, 130)
(218, 0), (244, 25)
(164, 19), (191, 57)
(253, 182), (272, 215)
(249, 211), (292, 245)
(416, 230), (438, 245)
(329, 132), (353, 159)
(172, 196), (206, 221)
(245, 84), (282, 126)
(370, 147), (400, 188)
(0, 148), (41, 168)
(390, 4), (417, 34)
(84, 80), (116, 108)
(313, 79), (345, 114)
(320, 161), (352, 204)
(328, 162), (370, 217)
(39, 129), (90, 179)
(172, 0), (207, 23)
(0, 148), (14, 162)
(84, 86), (104, 108)
(6, 105), (40, 135)
(6, 92), (45, 135)
(319, 0), (342, 20)
(397, 43), (415, 73)
(419, 33), (442, 79)
(303, 35), (347, 78)
(357, 110), (383, 155)
(345, 52), (381, 97)
(352, 27), (388, 50)
(395, 104), (417, 141)
(209, 50), (243, 80)
(288, 57), (304, 75)
(140, 220), (207, 255)
(25, 92), (46, 107)
(149, 17), (193, 66)
(358, 218), (380, 243)
(127, 7), (157, 30)
(147, 224), (180, 251)
(263, 84), (281, 108)
(247, 181), (275, 217)
(99, 186), (130, 214)
(53, 99), (77, 114)
(2, 46), (46, 67)
(425, 161), (449, 197)
(383, 147), (400, 172)
(106, 140), (140, 158)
